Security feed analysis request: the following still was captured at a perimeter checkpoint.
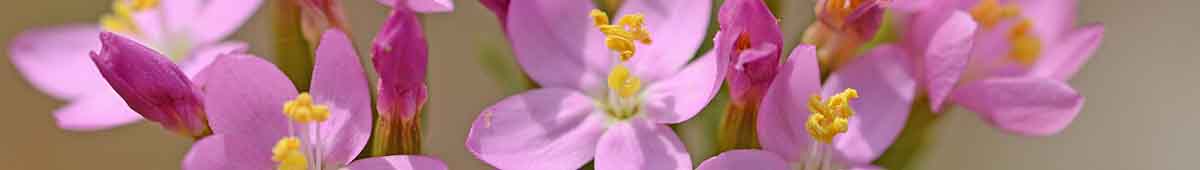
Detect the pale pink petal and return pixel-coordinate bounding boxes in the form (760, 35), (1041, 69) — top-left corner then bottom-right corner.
(378, 0), (454, 13)
(849, 165), (885, 170)
(594, 118), (691, 170)
(346, 155), (448, 170)
(1014, 0), (1076, 42)
(825, 46), (916, 164)
(963, 20), (1018, 80)
(466, 88), (607, 169)
(183, 134), (275, 170)
(9, 25), (105, 100)
(161, 0), (200, 34)
(203, 54), (296, 140)
(9, 25), (148, 131)
(53, 93), (142, 131)
(179, 42), (249, 78)
(951, 77), (1084, 136)
(310, 30), (373, 165)
(130, 10), (166, 46)
(695, 150), (791, 170)
(192, 0), (263, 44)
(1033, 24), (1104, 81)
(920, 11), (976, 112)
(755, 45), (821, 162)
(618, 0), (711, 81)
(642, 51), (720, 124)
(504, 0), (610, 93)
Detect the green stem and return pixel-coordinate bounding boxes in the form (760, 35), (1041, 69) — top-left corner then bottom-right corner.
(272, 0), (314, 91)
(716, 102), (762, 152)
(873, 98), (942, 170)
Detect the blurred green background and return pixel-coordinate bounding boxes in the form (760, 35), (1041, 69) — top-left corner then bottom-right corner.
(0, 0), (1196, 169)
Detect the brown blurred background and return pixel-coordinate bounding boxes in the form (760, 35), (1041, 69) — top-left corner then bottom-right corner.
(1, 0), (1197, 169)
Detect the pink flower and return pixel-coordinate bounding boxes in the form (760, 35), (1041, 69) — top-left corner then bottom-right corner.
(466, 0), (718, 169)
(377, 0), (454, 13)
(700, 44), (916, 170)
(946, 0), (1104, 136)
(8, 0), (261, 131)
(90, 32), (209, 138)
(184, 30), (446, 170)
(703, 1), (919, 168)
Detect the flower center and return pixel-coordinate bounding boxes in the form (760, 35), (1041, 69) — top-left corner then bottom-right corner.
(272, 93), (332, 170)
(819, 0), (867, 24)
(101, 0), (159, 37)
(805, 88), (858, 144)
(592, 9), (652, 120)
(970, 0), (1042, 66)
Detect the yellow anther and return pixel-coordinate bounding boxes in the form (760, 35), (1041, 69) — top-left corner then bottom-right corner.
(591, 9), (610, 28)
(805, 88), (859, 144)
(607, 65), (642, 98)
(970, 0), (1022, 28)
(1008, 19), (1042, 65)
(283, 93), (331, 123)
(271, 137), (308, 170)
(590, 9), (653, 62)
(101, 0), (159, 35)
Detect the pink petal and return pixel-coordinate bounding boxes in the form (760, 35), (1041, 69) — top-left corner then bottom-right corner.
(346, 155), (448, 170)
(309, 30), (373, 165)
(618, 0), (712, 81)
(130, 10), (166, 45)
(9, 25), (106, 100)
(466, 88), (607, 169)
(1014, 0), (1077, 43)
(920, 11), (976, 112)
(202, 54), (296, 140)
(755, 45), (821, 162)
(504, 0), (611, 93)
(950, 77), (1084, 136)
(963, 20), (1018, 80)
(642, 51), (720, 124)
(1033, 24), (1104, 81)
(695, 150), (791, 170)
(825, 46), (916, 164)
(53, 93), (142, 131)
(594, 118), (691, 170)
(179, 42), (249, 78)
(192, 0), (264, 44)
(161, 0), (200, 35)
(183, 134), (276, 170)
(91, 32), (207, 135)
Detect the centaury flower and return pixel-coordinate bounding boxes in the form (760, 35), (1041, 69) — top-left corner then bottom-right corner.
(8, 0), (261, 131)
(466, 0), (718, 169)
(700, 44), (916, 170)
(946, 0), (1104, 136)
(184, 30), (445, 170)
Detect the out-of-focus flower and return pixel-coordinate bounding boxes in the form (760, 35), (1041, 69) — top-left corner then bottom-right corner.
(90, 32), (209, 138)
(466, 0), (717, 169)
(700, 44), (916, 170)
(712, 0), (784, 151)
(184, 30), (446, 170)
(8, 0), (260, 131)
(803, 0), (889, 71)
(370, 3), (434, 155)
(945, 0), (1104, 136)
(893, 4), (978, 112)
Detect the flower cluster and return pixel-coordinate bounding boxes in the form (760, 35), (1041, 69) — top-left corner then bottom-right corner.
(8, 0), (1101, 169)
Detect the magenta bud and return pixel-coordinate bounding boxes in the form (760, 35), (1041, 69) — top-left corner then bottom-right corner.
(372, 8), (429, 120)
(717, 0), (784, 107)
(90, 32), (210, 138)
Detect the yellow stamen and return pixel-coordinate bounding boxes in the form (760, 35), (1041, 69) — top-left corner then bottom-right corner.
(1008, 19), (1042, 65)
(805, 88), (859, 144)
(607, 65), (642, 98)
(100, 0), (160, 35)
(271, 137), (308, 170)
(591, 9), (652, 61)
(969, 0), (1022, 28)
(283, 93), (331, 123)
